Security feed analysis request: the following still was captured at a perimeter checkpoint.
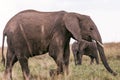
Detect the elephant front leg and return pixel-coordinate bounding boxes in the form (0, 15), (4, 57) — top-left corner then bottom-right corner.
(49, 46), (66, 79)
(77, 51), (83, 65)
(73, 50), (78, 65)
(95, 55), (99, 64)
(90, 56), (94, 65)
(49, 50), (64, 77)
(95, 52), (99, 64)
(48, 36), (70, 78)
(18, 57), (30, 80)
(63, 43), (70, 75)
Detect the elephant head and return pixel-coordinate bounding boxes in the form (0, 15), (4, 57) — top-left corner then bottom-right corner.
(64, 13), (117, 76)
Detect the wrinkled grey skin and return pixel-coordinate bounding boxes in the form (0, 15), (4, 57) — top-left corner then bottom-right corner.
(1, 10), (117, 80)
(72, 41), (99, 65)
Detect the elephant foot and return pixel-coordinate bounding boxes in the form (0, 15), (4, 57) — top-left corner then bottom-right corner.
(77, 62), (82, 65)
(49, 69), (57, 77)
(96, 62), (99, 65)
(49, 69), (64, 76)
(49, 69), (65, 80)
(112, 72), (117, 76)
(90, 62), (93, 65)
(49, 69), (59, 80)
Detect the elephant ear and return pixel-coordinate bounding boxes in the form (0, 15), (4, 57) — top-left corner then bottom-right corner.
(63, 13), (82, 41)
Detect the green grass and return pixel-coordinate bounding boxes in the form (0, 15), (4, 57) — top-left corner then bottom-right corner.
(0, 42), (120, 80)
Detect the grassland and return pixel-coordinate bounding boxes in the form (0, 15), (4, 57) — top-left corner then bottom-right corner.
(0, 42), (120, 80)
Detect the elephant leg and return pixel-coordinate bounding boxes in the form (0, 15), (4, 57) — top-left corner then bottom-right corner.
(3, 48), (18, 80)
(73, 50), (78, 65)
(49, 47), (65, 77)
(63, 44), (70, 75)
(18, 56), (30, 80)
(95, 54), (99, 64)
(92, 46), (99, 64)
(55, 49), (64, 75)
(77, 51), (83, 65)
(90, 56), (94, 65)
(95, 52), (99, 64)
(15, 49), (30, 80)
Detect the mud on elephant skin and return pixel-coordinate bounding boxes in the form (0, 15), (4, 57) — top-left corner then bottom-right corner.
(1, 9), (117, 80)
(72, 40), (99, 65)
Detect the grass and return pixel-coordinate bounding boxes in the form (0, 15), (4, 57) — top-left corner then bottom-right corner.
(0, 42), (120, 80)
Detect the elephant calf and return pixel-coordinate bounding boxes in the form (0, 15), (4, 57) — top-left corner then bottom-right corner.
(72, 41), (99, 65)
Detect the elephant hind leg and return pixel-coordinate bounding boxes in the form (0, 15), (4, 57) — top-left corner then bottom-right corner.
(18, 56), (30, 80)
(3, 48), (18, 80)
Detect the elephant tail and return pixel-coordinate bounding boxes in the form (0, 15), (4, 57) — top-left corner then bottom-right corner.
(1, 32), (6, 66)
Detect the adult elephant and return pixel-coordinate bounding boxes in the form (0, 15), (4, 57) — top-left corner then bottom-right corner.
(72, 41), (99, 65)
(2, 10), (116, 80)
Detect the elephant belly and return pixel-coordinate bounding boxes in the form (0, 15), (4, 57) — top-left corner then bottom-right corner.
(30, 39), (49, 54)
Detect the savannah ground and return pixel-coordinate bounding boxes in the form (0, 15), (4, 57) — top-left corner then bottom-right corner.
(0, 42), (120, 80)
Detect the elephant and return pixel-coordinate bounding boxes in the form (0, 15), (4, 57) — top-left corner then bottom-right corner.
(72, 41), (99, 65)
(1, 10), (117, 80)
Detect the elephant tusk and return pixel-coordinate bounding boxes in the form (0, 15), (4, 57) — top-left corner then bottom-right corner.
(92, 39), (96, 43)
(97, 41), (104, 48)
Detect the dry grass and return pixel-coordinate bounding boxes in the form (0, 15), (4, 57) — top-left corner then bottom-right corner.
(0, 42), (120, 80)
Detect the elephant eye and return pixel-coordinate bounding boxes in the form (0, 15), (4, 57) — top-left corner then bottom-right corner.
(90, 28), (93, 30)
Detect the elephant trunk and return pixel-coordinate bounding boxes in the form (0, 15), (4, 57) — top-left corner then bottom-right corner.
(90, 24), (117, 75)
(96, 41), (117, 76)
